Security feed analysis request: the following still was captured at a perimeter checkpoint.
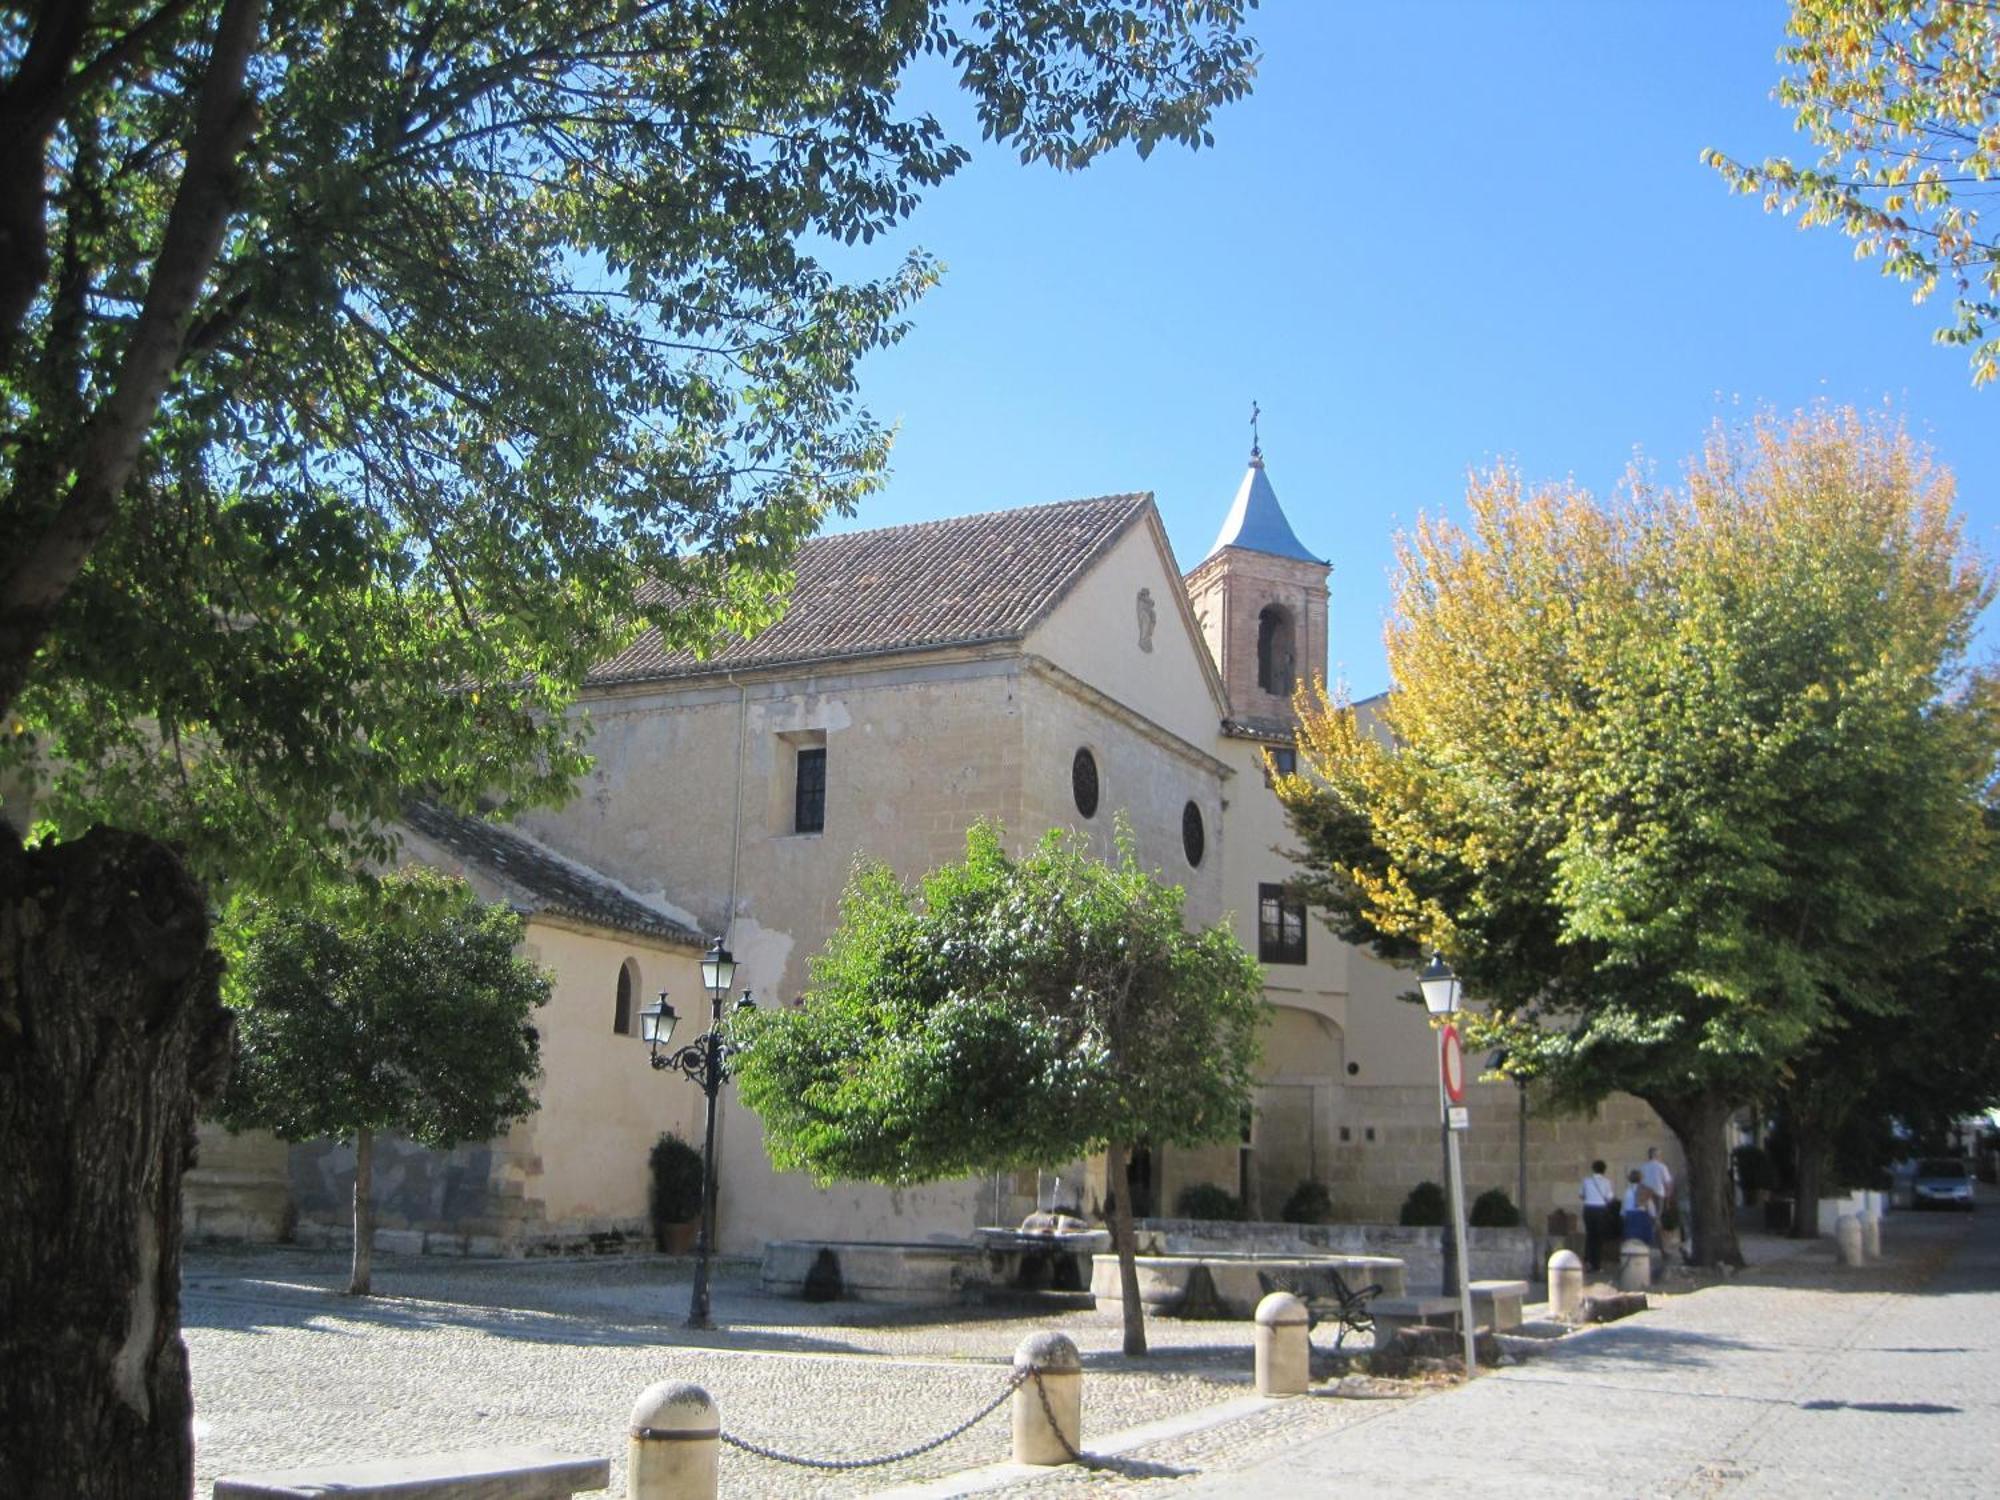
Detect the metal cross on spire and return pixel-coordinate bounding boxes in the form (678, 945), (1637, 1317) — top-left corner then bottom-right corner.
(1249, 400), (1262, 465)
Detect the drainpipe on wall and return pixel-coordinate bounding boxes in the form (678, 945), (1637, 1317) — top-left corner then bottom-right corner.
(725, 673), (747, 935)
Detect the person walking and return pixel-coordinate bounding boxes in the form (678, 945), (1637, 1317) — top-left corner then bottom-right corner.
(1641, 1146), (1675, 1220)
(1580, 1159), (1618, 1273)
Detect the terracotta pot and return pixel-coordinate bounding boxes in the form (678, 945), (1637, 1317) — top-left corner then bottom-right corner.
(659, 1220), (699, 1255)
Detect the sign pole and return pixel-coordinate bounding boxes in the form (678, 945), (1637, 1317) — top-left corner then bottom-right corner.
(1440, 1024), (1477, 1377)
(1446, 1116), (1477, 1375)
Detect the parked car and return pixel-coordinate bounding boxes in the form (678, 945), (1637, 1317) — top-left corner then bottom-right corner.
(1911, 1158), (1975, 1212)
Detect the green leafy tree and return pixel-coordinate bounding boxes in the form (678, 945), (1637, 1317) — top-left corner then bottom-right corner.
(1771, 836), (2000, 1223)
(734, 821), (1268, 1355)
(0, 6), (1255, 1492)
(215, 868), (547, 1294)
(1279, 409), (1995, 1266)
(1706, 1), (2000, 384)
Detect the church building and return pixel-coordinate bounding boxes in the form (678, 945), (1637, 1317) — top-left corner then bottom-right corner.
(189, 446), (1675, 1253)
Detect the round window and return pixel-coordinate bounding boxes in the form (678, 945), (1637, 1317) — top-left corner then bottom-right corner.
(1072, 748), (1100, 819)
(1182, 801), (1206, 867)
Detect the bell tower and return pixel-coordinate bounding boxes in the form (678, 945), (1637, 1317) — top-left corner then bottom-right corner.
(1182, 425), (1329, 725)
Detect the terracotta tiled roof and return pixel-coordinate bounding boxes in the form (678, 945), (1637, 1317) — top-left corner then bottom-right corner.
(587, 493), (1152, 687)
(401, 799), (705, 948)
(1221, 713), (1300, 743)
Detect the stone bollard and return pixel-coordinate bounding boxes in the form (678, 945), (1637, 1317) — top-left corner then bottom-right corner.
(1617, 1238), (1653, 1292)
(1863, 1209), (1883, 1260)
(1547, 1248), (1585, 1321)
(1836, 1212), (1865, 1267)
(630, 1380), (719, 1500)
(1254, 1292), (1311, 1397)
(1012, 1331), (1082, 1465)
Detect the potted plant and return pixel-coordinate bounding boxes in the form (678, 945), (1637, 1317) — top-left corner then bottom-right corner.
(648, 1133), (705, 1254)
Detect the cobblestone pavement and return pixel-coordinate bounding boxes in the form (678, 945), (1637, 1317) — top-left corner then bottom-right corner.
(185, 1249), (1307, 1497)
(185, 1211), (1992, 1497)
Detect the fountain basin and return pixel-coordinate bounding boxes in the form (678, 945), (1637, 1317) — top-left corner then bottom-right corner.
(762, 1234), (1104, 1305)
(1090, 1251), (1408, 1319)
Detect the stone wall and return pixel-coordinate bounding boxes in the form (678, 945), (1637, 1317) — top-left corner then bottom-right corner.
(184, 1124), (292, 1244)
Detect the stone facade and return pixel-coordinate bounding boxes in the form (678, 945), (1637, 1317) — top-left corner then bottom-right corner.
(187, 463), (1686, 1257)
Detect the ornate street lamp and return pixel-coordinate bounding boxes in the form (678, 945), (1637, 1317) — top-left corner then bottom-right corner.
(642, 936), (756, 1329)
(1419, 951), (1461, 1016)
(1419, 951), (1477, 1376)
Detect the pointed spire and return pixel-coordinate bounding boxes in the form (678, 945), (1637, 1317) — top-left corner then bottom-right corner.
(1205, 414), (1319, 563)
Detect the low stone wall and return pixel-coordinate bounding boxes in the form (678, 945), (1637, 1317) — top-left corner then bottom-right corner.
(762, 1240), (988, 1305)
(184, 1124), (293, 1245)
(1135, 1217), (1537, 1288)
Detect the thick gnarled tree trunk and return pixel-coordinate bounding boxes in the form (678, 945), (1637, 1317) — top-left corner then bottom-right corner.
(0, 826), (231, 1500)
(1647, 1090), (1744, 1269)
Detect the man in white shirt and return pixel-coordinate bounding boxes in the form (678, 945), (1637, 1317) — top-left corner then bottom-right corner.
(1579, 1159), (1617, 1272)
(1640, 1146), (1675, 1220)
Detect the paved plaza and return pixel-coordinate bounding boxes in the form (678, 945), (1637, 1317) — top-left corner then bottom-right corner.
(185, 1209), (1996, 1497)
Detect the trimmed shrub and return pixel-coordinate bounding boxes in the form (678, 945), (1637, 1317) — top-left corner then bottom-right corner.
(1174, 1182), (1243, 1221)
(1280, 1179), (1334, 1225)
(648, 1133), (705, 1248)
(1398, 1180), (1447, 1226)
(1469, 1187), (1521, 1228)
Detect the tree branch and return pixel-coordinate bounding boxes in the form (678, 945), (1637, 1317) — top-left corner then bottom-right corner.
(0, 0), (266, 721)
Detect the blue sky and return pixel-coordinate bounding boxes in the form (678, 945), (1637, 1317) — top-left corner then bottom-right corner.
(829, 2), (1997, 698)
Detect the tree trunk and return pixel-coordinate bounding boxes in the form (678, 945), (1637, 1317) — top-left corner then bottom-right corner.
(348, 1127), (374, 1296)
(0, 826), (231, 1500)
(1105, 1141), (1148, 1357)
(1645, 1090), (1743, 1268)
(1790, 1123), (1827, 1241)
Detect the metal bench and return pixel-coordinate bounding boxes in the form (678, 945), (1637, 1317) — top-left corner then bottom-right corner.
(1256, 1266), (1381, 1350)
(212, 1444), (609, 1499)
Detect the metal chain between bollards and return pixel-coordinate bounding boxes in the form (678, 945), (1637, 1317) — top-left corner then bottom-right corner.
(1028, 1367), (1107, 1471)
(718, 1367), (1027, 1471)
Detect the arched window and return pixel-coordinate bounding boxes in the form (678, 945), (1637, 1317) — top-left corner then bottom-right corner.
(1257, 605), (1295, 694)
(613, 960), (636, 1035)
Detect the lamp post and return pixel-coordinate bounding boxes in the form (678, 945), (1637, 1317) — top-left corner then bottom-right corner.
(641, 937), (756, 1330)
(1419, 952), (1478, 1377)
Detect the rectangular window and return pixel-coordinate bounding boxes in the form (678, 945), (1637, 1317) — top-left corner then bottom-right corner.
(794, 746), (826, 834)
(1266, 746), (1297, 780)
(1258, 882), (1306, 965)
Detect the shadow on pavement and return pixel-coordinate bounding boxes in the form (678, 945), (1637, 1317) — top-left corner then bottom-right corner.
(1540, 1322), (1761, 1370)
(1077, 1453), (1196, 1480)
(181, 1282), (885, 1357)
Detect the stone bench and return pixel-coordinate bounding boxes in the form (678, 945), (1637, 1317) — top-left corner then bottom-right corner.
(1470, 1278), (1529, 1331)
(1371, 1280), (1531, 1342)
(212, 1444), (609, 1499)
(1368, 1293), (1463, 1343)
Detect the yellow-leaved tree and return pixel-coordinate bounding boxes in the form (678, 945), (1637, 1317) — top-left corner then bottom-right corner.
(1279, 409), (1996, 1266)
(1707, 1), (2000, 385)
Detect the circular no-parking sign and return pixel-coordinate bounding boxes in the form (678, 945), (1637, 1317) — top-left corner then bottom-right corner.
(1441, 1024), (1466, 1103)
